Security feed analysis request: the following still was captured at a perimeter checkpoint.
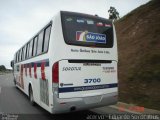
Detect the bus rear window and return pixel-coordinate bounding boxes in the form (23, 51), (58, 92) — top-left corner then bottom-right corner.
(61, 12), (113, 48)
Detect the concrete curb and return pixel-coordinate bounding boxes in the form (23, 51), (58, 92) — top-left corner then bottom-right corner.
(114, 102), (160, 114)
(91, 102), (160, 114)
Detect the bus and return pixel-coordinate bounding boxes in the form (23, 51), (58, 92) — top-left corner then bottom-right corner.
(11, 11), (118, 114)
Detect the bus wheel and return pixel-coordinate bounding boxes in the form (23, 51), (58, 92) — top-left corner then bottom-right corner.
(13, 78), (18, 88)
(14, 78), (16, 85)
(29, 86), (35, 106)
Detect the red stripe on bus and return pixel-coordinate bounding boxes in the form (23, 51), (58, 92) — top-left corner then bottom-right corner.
(34, 63), (37, 79)
(21, 64), (24, 89)
(29, 64), (32, 78)
(25, 64), (27, 76)
(41, 61), (46, 80)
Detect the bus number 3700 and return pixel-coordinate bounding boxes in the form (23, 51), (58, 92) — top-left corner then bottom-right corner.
(84, 78), (101, 83)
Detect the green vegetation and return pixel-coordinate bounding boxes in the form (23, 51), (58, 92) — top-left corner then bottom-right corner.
(0, 65), (6, 71)
(108, 6), (120, 20)
(0, 65), (12, 75)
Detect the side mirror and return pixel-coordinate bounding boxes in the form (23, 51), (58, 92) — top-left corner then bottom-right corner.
(10, 60), (14, 68)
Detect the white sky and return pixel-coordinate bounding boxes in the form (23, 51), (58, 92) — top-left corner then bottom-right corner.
(0, 0), (150, 69)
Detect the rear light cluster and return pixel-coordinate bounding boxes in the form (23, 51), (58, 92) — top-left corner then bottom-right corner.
(52, 62), (59, 83)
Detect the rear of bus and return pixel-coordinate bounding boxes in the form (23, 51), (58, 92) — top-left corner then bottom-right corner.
(51, 11), (118, 113)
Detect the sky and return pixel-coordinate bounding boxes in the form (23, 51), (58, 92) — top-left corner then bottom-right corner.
(0, 0), (150, 69)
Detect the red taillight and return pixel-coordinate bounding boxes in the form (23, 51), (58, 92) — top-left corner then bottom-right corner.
(52, 62), (59, 83)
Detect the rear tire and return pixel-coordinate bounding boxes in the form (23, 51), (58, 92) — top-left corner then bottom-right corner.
(29, 87), (35, 106)
(13, 78), (18, 88)
(14, 79), (16, 85)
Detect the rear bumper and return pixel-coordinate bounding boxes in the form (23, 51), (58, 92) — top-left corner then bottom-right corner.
(51, 92), (118, 114)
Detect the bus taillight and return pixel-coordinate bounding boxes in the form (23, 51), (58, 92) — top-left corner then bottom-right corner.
(52, 62), (59, 83)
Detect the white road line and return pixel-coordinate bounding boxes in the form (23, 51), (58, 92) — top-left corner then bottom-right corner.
(0, 86), (1, 94)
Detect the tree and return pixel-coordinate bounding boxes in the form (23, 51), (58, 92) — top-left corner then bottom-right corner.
(0, 65), (6, 71)
(108, 6), (120, 21)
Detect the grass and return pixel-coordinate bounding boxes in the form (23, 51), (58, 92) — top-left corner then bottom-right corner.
(128, 53), (160, 82)
(0, 70), (12, 75)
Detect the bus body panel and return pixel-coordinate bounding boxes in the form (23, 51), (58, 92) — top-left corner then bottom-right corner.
(52, 92), (117, 113)
(49, 11), (118, 113)
(58, 60), (117, 99)
(13, 51), (53, 112)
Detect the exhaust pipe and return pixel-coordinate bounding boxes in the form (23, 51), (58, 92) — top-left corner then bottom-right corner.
(70, 106), (76, 111)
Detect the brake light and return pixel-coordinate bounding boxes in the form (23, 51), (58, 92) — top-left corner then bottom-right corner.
(52, 62), (59, 83)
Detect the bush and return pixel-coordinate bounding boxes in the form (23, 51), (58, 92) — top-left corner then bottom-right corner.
(0, 65), (6, 71)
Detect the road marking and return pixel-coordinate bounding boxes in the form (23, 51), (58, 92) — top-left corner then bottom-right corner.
(0, 86), (1, 94)
(109, 105), (141, 114)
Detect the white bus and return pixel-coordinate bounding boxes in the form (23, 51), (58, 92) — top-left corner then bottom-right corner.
(11, 11), (118, 114)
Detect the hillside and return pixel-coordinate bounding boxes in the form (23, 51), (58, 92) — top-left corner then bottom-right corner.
(115, 0), (160, 110)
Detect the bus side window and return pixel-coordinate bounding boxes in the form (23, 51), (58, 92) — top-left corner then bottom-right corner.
(33, 36), (38, 56)
(43, 25), (51, 53)
(29, 40), (33, 58)
(20, 49), (22, 61)
(21, 47), (24, 61)
(15, 53), (17, 63)
(27, 43), (30, 59)
(23, 45), (26, 60)
(19, 50), (21, 62)
(37, 30), (44, 55)
(20, 49), (21, 61)
(17, 52), (19, 63)
(25, 43), (29, 59)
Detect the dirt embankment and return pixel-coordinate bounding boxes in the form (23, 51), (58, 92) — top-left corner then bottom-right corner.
(115, 0), (160, 110)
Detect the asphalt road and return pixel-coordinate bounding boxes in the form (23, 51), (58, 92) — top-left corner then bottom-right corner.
(0, 73), (120, 120)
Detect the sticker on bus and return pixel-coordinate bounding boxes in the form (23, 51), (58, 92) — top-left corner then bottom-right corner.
(87, 20), (94, 24)
(76, 31), (106, 43)
(66, 17), (73, 22)
(96, 22), (103, 26)
(76, 19), (85, 23)
(104, 24), (112, 27)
